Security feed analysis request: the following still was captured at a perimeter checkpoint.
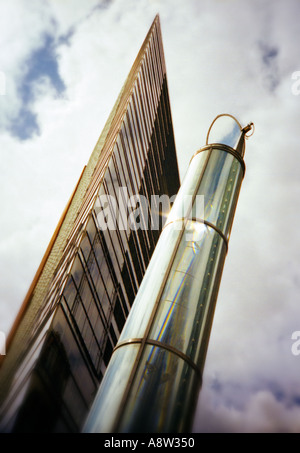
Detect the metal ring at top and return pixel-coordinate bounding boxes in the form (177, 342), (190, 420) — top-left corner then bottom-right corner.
(206, 113), (243, 145)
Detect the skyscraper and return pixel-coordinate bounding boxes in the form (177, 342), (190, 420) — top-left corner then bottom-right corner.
(0, 15), (180, 433)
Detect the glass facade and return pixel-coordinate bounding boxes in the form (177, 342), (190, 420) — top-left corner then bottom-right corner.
(0, 16), (180, 433)
(84, 115), (253, 433)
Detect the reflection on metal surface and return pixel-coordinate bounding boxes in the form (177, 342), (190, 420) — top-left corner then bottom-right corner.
(84, 114), (254, 433)
(206, 114), (254, 158)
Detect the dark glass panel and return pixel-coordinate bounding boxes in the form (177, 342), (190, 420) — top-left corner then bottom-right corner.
(109, 324), (117, 345)
(128, 234), (144, 285)
(131, 89), (148, 159)
(133, 83), (149, 152)
(123, 114), (141, 189)
(121, 254), (137, 305)
(127, 103), (145, 173)
(103, 339), (113, 367)
(137, 73), (151, 141)
(113, 296), (126, 332)
(141, 56), (156, 124)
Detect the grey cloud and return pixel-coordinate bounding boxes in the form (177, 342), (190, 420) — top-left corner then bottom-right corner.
(194, 388), (300, 433)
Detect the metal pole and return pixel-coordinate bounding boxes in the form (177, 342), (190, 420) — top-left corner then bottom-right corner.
(83, 114), (254, 433)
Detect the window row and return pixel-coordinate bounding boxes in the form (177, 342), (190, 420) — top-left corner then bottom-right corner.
(61, 214), (134, 375)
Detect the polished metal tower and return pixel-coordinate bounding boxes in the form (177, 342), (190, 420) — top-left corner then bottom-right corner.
(84, 114), (254, 433)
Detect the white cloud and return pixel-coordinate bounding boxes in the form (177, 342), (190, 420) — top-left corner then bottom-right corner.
(46, 0), (101, 34)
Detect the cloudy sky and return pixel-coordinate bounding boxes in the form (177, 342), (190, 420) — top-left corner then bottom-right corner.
(1, 0), (300, 433)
